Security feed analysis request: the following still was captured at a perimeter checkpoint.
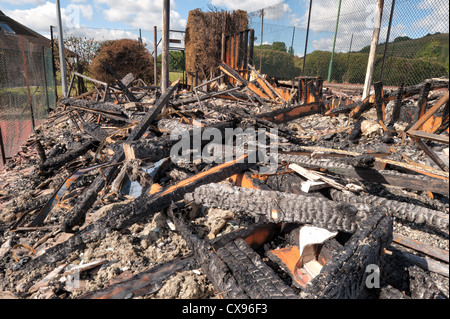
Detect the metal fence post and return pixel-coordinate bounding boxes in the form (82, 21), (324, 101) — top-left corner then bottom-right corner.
(327, 0), (342, 83)
(50, 25), (58, 103)
(380, 0), (396, 83)
(303, 0), (313, 76)
(19, 36), (36, 130)
(154, 25), (158, 86)
(0, 127), (6, 166)
(260, 9), (264, 72)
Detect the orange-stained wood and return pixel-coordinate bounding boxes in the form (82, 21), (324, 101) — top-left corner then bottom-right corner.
(154, 154), (248, 198)
(149, 183), (163, 195)
(256, 78), (275, 100)
(230, 173), (258, 189)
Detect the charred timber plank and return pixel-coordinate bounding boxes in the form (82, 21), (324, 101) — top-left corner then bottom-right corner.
(126, 79), (180, 140)
(379, 285), (411, 299)
(392, 232), (449, 263)
(408, 130), (449, 144)
(219, 62), (270, 100)
(387, 82), (404, 127)
(329, 189), (449, 232)
(374, 81), (385, 123)
(216, 238), (298, 299)
(410, 137), (449, 172)
(350, 94), (375, 119)
(408, 92), (449, 133)
(124, 120), (235, 161)
(168, 204), (249, 299)
(388, 247), (449, 278)
(278, 153), (449, 196)
(383, 78), (448, 101)
(39, 139), (98, 175)
(99, 61), (138, 102)
(80, 255), (195, 299)
(301, 206), (393, 299)
(325, 100), (360, 116)
(168, 205), (297, 299)
(185, 184), (368, 233)
(61, 80), (180, 232)
(256, 102), (322, 124)
(69, 105), (129, 122)
(81, 122), (109, 142)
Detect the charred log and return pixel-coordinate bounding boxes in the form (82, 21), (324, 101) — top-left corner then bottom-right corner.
(329, 189), (449, 231)
(185, 184), (369, 233)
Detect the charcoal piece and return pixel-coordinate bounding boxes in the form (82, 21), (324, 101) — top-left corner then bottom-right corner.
(39, 139), (98, 175)
(379, 285), (411, 299)
(408, 265), (444, 299)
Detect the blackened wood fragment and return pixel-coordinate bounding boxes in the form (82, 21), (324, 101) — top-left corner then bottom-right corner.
(329, 189), (449, 231)
(80, 255), (195, 299)
(99, 61), (138, 103)
(185, 184), (367, 233)
(302, 206), (393, 299)
(39, 139), (98, 175)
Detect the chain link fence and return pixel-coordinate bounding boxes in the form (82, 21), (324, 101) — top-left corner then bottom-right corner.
(0, 35), (55, 167)
(248, 0), (449, 86)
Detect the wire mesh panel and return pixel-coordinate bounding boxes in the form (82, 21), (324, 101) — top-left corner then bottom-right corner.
(247, 0), (449, 86)
(0, 36), (55, 167)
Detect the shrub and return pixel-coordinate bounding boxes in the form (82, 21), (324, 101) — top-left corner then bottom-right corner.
(89, 39), (155, 85)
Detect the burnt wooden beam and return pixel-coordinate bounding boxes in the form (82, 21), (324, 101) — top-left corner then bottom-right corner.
(69, 105), (129, 123)
(185, 183), (368, 233)
(392, 232), (449, 263)
(99, 61), (138, 102)
(383, 78), (448, 101)
(61, 80), (180, 232)
(329, 189), (448, 232)
(39, 139), (98, 175)
(374, 81), (386, 123)
(417, 81), (432, 121)
(408, 91), (449, 132)
(278, 153), (449, 196)
(219, 62), (270, 100)
(256, 102), (322, 124)
(79, 255), (195, 299)
(301, 206), (393, 299)
(411, 137), (449, 172)
(124, 120), (235, 161)
(168, 204), (298, 299)
(387, 82), (404, 127)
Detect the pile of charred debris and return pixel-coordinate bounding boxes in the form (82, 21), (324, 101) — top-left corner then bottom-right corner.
(0, 60), (448, 300)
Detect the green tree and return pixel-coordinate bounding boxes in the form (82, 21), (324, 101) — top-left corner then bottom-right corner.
(272, 41), (287, 52)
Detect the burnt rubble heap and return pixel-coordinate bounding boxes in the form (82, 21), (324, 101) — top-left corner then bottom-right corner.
(0, 67), (448, 300)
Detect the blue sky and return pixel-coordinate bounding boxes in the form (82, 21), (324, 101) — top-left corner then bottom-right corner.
(1, 0), (448, 56)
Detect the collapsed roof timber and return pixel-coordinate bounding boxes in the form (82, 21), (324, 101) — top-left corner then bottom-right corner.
(0, 49), (449, 300)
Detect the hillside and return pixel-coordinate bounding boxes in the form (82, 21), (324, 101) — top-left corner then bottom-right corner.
(360, 33), (449, 71)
